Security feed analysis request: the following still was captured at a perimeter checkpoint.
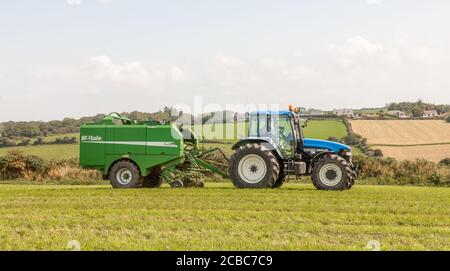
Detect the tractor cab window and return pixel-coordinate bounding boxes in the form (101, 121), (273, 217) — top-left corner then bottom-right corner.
(248, 114), (270, 137)
(270, 115), (294, 157)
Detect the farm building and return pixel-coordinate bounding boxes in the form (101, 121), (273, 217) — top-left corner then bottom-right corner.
(333, 109), (355, 118)
(387, 110), (409, 119)
(423, 110), (439, 118)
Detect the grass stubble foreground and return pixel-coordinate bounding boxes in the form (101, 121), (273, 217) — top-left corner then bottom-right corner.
(0, 183), (448, 251)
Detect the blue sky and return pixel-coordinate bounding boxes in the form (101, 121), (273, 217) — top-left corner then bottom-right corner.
(1, 0), (450, 121)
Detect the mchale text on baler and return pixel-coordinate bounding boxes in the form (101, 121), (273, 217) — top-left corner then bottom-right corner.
(80, 108), (357, 190)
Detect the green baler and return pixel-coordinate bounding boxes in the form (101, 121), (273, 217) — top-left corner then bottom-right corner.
(80, 113), (228, 188)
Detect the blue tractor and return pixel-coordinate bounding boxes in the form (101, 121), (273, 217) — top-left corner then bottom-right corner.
(229, 108), (356, 190)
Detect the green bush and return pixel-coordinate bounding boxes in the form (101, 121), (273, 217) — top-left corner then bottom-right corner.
(0, 151), (99, 181)
(342, 134), (362, 146)
(0, 151), (48, 179)
(353, 155), (450, 186)
(327, 136), (341, 143)
(373, 149), (384, 157)
(33, 137), (44, 145)
(51, 136), (77, 145)
(439, 158), (450, 166)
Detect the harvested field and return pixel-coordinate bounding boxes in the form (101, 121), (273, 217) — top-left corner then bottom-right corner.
(350, 120), (450, 145)
(377, 145), (450, 163)
(0, 183), (449, 250)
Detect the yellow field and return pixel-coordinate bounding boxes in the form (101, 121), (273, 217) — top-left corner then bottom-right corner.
(378, 144), (450, 163)
(350, 120), (450, 145)
(350, 120), (450, 162)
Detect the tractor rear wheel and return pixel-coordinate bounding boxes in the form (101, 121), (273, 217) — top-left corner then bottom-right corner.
(109, 160), (142, 189)
(311, 154), (355, 191)
(142, 167), (163, 188)
(229, 143), (280, 188)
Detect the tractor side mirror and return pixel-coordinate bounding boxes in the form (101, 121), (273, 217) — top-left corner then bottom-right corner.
(302, 120), (309, 128)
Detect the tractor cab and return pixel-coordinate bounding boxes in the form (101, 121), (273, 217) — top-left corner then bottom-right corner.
(247, 110), (302, 158)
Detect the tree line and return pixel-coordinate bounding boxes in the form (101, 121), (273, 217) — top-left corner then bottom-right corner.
(1, 103), (448, 148)
(0, 109), (182, 148)
(387, 100), (450, 117)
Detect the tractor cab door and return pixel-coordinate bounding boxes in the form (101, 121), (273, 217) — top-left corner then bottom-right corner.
(269, 115), (296, 158)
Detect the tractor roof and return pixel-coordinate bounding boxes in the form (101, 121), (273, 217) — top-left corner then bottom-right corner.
(249, 110), (293, 116)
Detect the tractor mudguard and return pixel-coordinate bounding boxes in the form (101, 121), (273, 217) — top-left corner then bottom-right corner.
(308, 151), (335, 173)
(232, 137), (284, 160)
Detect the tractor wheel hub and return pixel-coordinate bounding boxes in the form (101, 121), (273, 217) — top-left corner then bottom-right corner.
(238, 154), (267, 184)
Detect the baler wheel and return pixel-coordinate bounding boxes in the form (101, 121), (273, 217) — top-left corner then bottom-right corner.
(171, 180), (184, 188)
(109, 160), (142, 189)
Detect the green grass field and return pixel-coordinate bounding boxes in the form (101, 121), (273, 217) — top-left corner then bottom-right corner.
(191, 122), (248, 143)
(0, 144), (79, 160)
(0, 183), (448, 251)
(192, 120), (347, 141)
(42, 133), (78, 143)
(303, 120), (347, 140)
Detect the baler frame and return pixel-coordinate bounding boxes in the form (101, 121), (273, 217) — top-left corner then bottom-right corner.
(80, 113), (230, 188)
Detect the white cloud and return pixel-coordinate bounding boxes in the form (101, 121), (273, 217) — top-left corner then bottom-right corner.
(170, 66), (186, 82)
(216, 54), (246, 67)
(282, 66), (316, 80)
(66, 0), (111, 5)
(328, 36), (385, 68)
(366, 0), (382, 5)
(86, 56), (154, 86)
(66, 0), (82, 5)
(85, 56), (187, 87)
(408, 46), (443, 64)
(329, 36), (383, 57)
(3, 38), (450, 122)
(292, 49), (305, 58)
(260, 57), (285, 70)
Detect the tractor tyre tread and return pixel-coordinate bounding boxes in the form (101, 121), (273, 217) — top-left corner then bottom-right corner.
(311, 154), (355, 191)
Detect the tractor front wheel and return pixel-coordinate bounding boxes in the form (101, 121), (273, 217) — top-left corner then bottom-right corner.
(311, 155), (355, 191)
(109, 160), (142, 189)
(229, 143), (280, 188)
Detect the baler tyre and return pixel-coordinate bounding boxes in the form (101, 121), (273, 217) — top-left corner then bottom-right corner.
(109, 160), (142, 189)
(229, 143), (279, 189)
(142, 167), (163, 188)
(272, 174), (286, 188)
(311, 155), (354, 191)
(171, 180), (184, 188)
